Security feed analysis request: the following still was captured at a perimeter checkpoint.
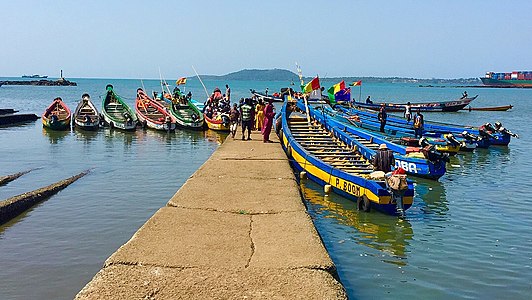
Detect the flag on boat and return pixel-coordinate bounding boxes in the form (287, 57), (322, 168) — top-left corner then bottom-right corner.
(303, 77), (320, 93)
(350, 80), (362, 86)
(328, 81), (351, 105)
(176, 77), (187, 85)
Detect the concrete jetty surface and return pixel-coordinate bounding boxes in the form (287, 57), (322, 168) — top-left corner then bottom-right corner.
(76, 131), (347, 299)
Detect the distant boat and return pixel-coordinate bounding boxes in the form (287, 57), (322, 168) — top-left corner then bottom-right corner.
(352, 95), (478, 112)
(463, 105), (513, 112)
(42, 97), (71, 130)
(250, 89), (284, 102)
(73, 94), (100, 131)
(22, 74), (48, 78)
(481, 71), (532, 88)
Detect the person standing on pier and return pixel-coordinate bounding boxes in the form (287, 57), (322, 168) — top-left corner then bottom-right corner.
(229, 103), (240, 139)
(378, 104), (387, 133)
(413, 109), (424, 138)
(404, 102), (412, 122)
(240, 98), (253, 140)
(225, 84), (231, 102)
(255, 99), (265, 131)
(262, 98), (275, 143)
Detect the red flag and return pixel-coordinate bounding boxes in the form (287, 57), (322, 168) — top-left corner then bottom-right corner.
(303, 77), (320, 93)
(350, 80), (362, 86)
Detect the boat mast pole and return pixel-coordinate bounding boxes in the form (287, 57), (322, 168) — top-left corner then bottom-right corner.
(296, 62), (311, 125)
(192, 65), (210, 100)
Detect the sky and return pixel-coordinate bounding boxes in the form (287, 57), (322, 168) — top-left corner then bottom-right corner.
(1, 0), (531, 79)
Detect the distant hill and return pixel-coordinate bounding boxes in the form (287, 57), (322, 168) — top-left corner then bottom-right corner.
(201, 69), (299, 81)
(198, 68), (481, 85)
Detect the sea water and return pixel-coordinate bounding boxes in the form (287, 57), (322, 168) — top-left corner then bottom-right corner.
(1, 77), (531, 299)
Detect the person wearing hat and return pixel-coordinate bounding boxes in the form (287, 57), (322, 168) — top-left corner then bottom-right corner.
(373, 143), (395, 173)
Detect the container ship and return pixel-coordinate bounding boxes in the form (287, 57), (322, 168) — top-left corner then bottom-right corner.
(480, 71), (532, 87)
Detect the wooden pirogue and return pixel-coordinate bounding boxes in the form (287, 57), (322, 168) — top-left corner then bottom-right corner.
(101, 84), (137, 130)
(278, 101), (414, 216)
(42, 97), (71, 130)
(73, 93), (100, 131)
(135, 88), (176, 131)
(299, 101), (448, 180)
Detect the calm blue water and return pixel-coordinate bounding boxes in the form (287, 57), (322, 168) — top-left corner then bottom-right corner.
(1, 78), (531, 299)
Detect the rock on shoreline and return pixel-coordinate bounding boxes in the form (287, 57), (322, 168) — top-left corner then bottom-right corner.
(0, 78), (77, 86)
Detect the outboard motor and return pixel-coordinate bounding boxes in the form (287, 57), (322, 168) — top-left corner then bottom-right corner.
(479, 123), (496, 140)
(461, 130), (480, 142)
(444, 133), (460, 147)
(494, 121), (519, 138)
(420, 137), (450, 163)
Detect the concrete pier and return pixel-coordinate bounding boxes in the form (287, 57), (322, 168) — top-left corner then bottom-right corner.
(76, 131), (347, 299)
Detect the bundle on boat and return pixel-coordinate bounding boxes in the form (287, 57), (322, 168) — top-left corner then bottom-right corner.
(277, 101), (414, 216)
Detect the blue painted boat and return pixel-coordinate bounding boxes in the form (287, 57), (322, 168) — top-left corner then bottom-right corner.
(328, 105), (466, 153)
(297, 101), (448, 180)
(334, 105), (514, 147)
(278, 101), (414, 216)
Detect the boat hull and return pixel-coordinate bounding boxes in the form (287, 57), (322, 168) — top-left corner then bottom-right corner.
(73, 95), (100, 131)
(250, 89), (284, 102)
(204, 114), (230, 131)
(480, 78), (532, 88)
(102, 85), (137, 131)
(42, 99), (71, 131)
(464, 105), (513, 111)
(279, 102), (414, 216)
(136, 90), (176, 131)
(300, 102), (447, 180)
(171, 103), (205, 130)
(353, 96), (477, 112)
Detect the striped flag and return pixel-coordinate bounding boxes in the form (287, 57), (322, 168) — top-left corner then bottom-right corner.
(303, 77), (320, 93)
(176, 77), (187, 85)
(350, 80), (362, 86)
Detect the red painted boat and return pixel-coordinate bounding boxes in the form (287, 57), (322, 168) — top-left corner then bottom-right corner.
(135, 88), (177, 131)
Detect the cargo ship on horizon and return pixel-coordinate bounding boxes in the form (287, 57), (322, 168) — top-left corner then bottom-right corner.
(22, 74), (48, 78)
(480, 71), (532, 88)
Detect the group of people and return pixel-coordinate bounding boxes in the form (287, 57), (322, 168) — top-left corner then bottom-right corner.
(228, 96), (275, 143)
(377, 102), (424, 138)
(204, 87), (231, 121)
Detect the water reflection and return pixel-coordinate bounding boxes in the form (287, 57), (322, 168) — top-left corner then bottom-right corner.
(73, 129), (99, 144)
(300, 181), (413, 264)
(42, 128), (70, 144)
(103, 128), (135, 149)
(204, 130), (228, 145)
(414, 180), (448, 218)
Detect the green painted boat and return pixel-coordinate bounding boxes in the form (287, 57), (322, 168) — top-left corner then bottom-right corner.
(152, 91), (204, 130)
(101, 84), (137, 130)
(170, 98), (204, 130)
